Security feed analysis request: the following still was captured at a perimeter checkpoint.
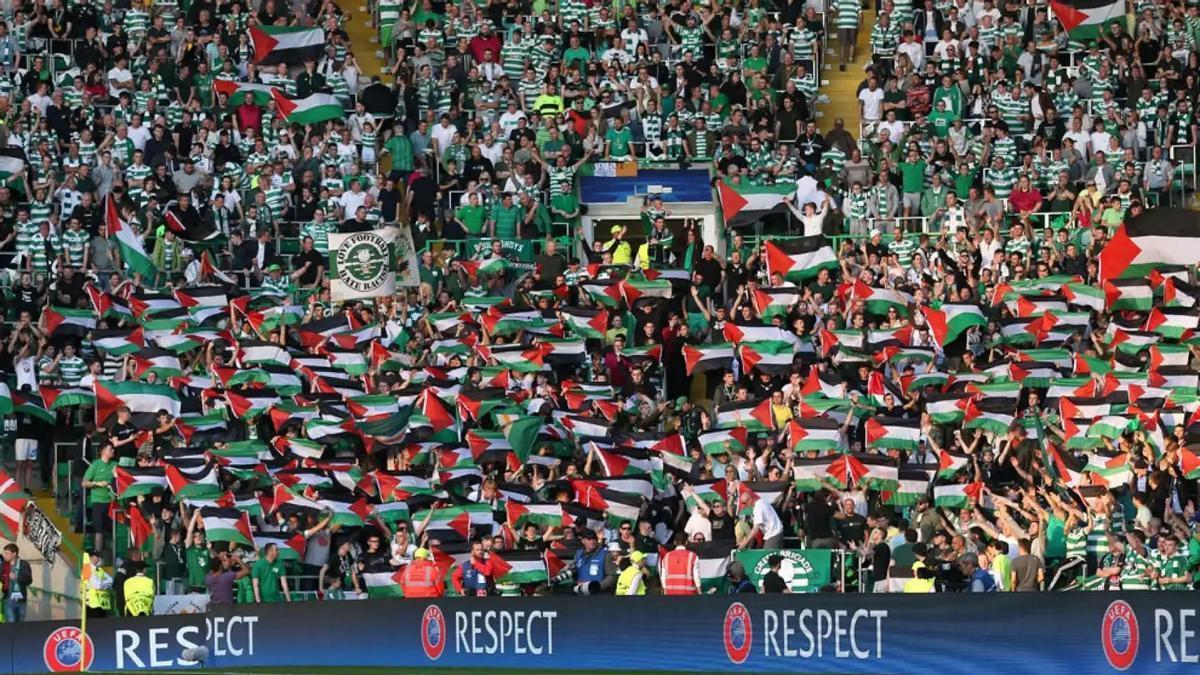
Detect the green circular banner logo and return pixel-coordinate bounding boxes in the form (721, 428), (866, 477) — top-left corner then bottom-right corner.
(335, 232), (390, 293)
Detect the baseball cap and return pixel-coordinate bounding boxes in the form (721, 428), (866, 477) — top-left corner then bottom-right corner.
(414, 547), (430, 560)
(607, 541), (622, 553)
(630, 550), (647, 563)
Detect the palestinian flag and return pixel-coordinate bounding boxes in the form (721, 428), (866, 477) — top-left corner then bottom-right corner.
(164, 463), (222, 499)
(619, 278), (673, 304)
(93, 327), (144, 356)
(489, 550), (550, 584)
(271, 89), (345, 125)
(786, 418), (843, 452)
(94, 381), (182, 425)
(1051, 0), (1126, 37)
(1099, 208), (1200, 280)
(0, 471), (29, 539)
(506, 502), (564, 529)
(212, 79), (277, 106)
(764, 237), (839, 282)
(1179, 447), (1200, 479)
(963, 400), (1015, 435)
(738, 341), (796, 375)
(715, 398), (774, 431)
(752, 287), (801, 319)
(851, 281), (912, 316)
(682, 343), (734, 374)
(1162, 277), (1198, 308)
(40, 386), (94, 410)
(359, 569), (406, 598)
(43, 307), (96, 337)
(792, 459), (832, 491)
(576, 485), (642, 525)
(1104, 279), (1153, 311)
(254, 532), (306, 561)
(1144, 307), (1198, 340)
(922, 304), (986, 345)
(695, 541), (735, 592)
(105, 195), (157, 280)
(698, 426), (750, 456)
(883, 469), (931, 506)
(250, 25), (325, 64)
(717, 181), (792, 228)
(115, 467), (168, 498)
(937, 450), (970, 478)
(415, 504), (496, 539)
(1063, 282), (1106, 312)
(926, 392), (970, 424)
(560, 307), (608, 339)
(864, 417), (921, 450)
(0, 150), (25, 183)
(722, 324), (802, 347)
(933, 482), (985, 509)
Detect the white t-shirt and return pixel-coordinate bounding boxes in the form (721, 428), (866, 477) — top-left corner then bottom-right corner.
(127, 124), (152, 151)
(430, 122), (458, 154)
(107, 67), (133, 98)
(752, 499), (784, 540)
(859, 88), (885, 122)
(339, 190), (367, 217)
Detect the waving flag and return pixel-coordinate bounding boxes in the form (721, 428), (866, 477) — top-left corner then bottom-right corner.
(212, 79), (277, 106)
(0, 471), (29, 539)
(106, 195), (157, 280)
(922, 304), (986, 345)
(271, 89), (346, 125)
(1099, 208), (1200, 280)
(200, 507), (256, 547)
(764, 237), (838, 282)
(718, 181), (793, 228)
(250, 25), (325, 64)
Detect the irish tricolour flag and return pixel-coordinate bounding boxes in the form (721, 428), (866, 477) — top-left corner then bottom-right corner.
(271, 89), (345, 125)
(250, 26), (325, 64)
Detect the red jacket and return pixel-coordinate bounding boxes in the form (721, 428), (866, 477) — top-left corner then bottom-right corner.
(468, 33), (502, 64)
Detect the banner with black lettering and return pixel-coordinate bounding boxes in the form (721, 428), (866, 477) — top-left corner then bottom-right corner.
(328, 228), (398, 301)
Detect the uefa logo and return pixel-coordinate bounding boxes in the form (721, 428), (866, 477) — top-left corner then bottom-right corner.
(43, 626), (94, 672)
(1101, 600), (1139, 670)
(723, 602), (753, 664)
(421, 604), (447, 661)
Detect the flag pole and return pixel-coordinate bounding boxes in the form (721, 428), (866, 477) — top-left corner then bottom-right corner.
(79, 555), (90, 672)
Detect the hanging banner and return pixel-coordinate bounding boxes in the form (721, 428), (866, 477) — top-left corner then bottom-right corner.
(734, 548), (833, 593)
(20, 503), (61, 564)
(393, 225), (421, 288)
(328, 227), (398, 301)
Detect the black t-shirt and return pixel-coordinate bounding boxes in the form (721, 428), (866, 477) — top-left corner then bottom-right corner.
(804, 498), (835, 538)
(293, 249), (325, 286)
(708, 512), (735, 541)
(111, 420), (138, 459)
(762, 570), (788, 593)
(833, 513), (867, 544)
(872, 542), (892, 579)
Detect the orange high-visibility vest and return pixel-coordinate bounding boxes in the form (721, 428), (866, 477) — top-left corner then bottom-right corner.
(661, 549), (698, 595)
(400, 560), (443, 598)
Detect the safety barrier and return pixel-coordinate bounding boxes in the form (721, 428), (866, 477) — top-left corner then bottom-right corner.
(5, 592), (1193, 672)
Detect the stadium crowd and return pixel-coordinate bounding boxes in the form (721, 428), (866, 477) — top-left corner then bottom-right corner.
(0, 0), (1194, 620)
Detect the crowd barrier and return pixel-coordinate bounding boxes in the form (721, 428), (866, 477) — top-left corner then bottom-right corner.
(8, 593), (1198, 672)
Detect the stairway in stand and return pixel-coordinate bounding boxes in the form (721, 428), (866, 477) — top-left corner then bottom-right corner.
(815, 10), (875, 136)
